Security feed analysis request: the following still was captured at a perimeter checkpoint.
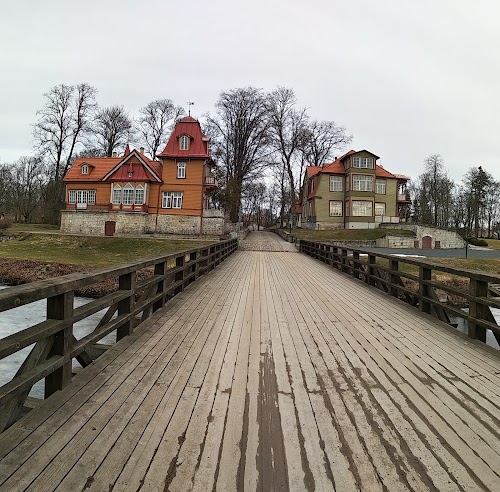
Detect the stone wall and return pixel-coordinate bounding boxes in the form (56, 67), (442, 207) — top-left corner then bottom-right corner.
(379, 224), (465, 249)
(61, 211), (147, 235)
(326, 240), (377, 248)
(376, 236), (416, 248)
(61, 211), (227, 236)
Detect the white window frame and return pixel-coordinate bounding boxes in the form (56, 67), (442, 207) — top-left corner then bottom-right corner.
(353, 175), (373, 192)
(177, 161), (186, 179)
(123, 184), (134, 205)
(329, 175), (343, 192)
(172, 192), (183, 209)
(352, 200), (373, 217)
(180, 135), (189, 150)
(375, 202), (386, 216)
(69, 190), (76, 204)
(329, 200), (343, 217)
(134, 185), (145, 205)
(88, 190), (96, 205)
(81, 164), (89, 175)
(375, 179), (386, 194)
(112, 185), (122, 205)
(162, 191), (173, 208)
(353, 156), (374, 169)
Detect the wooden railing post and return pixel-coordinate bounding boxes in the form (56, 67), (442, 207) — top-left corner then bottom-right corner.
(353, 252), (360, 279)
(341, 249), (348, 273)
(419, 266), (431, 314)
(390, 259), (399, 298)
(469, 279), (488, 342)
(45, 291), (74, 398)
(153, 261), (167, 312)
(368, 254), (376, 286)
(117, 271), (136, 341)
(175, 255), (185, 294)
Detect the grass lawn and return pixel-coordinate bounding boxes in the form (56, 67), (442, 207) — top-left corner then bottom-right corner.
(6, 223), (60, 233)
(486, 239), (500, 251)
(291, 228), (416, 241)
(0, 233), (213, 267)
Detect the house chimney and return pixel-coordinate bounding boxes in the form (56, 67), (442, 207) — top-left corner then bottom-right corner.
(139, 147), (145, 154)
(112, 151), (117, 157)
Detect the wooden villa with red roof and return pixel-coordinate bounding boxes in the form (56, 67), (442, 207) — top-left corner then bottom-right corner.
(61, 116), (224, 236)
(297, 150), (410, 230)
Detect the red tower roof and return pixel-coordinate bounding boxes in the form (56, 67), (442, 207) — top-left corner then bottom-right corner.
(158, 117), (210, 158)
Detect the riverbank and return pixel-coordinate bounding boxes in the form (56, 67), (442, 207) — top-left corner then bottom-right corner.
(0, 258), (143, 297)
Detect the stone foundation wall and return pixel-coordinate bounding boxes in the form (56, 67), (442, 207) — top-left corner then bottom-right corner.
(379, 224), (465, 248)
(376, 236), (416, 248)
(61, 211), (227, 236)
(61, 211), (147, 235)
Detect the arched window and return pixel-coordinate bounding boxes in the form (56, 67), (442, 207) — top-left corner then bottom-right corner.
(81, 164), (89, 174)
(123, 183), (134, 205)
(112, 185), (122, 205)
(134, 185), (145, 205)
(180, 135), (189, 151)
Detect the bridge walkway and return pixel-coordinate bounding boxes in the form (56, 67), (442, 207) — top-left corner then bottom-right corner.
(1, 232), (500, 491)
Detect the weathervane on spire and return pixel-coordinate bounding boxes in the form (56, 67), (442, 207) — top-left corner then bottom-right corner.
(187, 101), (194, 116)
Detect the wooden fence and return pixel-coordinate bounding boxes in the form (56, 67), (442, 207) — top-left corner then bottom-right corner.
(0, 238), (237, 432)
(299, 239), (500, 347)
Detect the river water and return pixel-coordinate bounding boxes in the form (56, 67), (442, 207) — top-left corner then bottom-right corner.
(0, 284), (498, 400)
(0, 285), (116, 398)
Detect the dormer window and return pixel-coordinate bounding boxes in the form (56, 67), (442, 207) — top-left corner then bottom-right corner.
(180, 135), (189, 151)
(81, 164), (89, 175)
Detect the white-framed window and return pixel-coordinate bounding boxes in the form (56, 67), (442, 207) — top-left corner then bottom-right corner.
(162, 191), (172, 208)
(88, 190), (96, 204)
(352, 200), (373, 216)
(74, 190), (95, 204)
(162, 191), (183, 208)
(375, 202), (386, 216)
(172, 191), (183, 208)
(329, 201), (342, 217)
(112, 185), (122, 205)
(329, 175), (343, 192)
(69, 190), (76, 204)
(353, 175), (373, 192)
(353, 156), (374, 168)
(134, 185), (145, 205)
(180, 135), (189, 150)
(177, 161), (186, 179)
(375, 179), (386, 194)
(81, 164), (89, 175)
(123, 184), (134, 205)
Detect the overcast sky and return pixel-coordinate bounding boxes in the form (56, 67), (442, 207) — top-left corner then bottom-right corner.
(1, 0), (499, 183)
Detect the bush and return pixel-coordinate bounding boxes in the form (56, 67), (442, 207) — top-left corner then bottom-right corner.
(0, 218), (12, 230)
(466, 237), (488, 247)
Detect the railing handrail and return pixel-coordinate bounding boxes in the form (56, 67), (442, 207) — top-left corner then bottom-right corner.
(299, 239), (500, 283)
(0, 239), (235, 312)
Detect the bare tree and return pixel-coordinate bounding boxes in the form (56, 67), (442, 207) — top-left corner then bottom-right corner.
(267, 87), (309, 228)
(485, 180), (500, 237)
(33, 83), (97, 179)
(0, 165), (12, 215)
(136, 99), (184, 159)
(303, 120), (352, 167)
(207, 87), (270, 222)
(93, 105), (133, 157)
(9, 156), (46, 223)
(463, 166), (494, 237)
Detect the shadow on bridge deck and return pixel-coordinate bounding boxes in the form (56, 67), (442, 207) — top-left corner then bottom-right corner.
(1, 233), (500, 491)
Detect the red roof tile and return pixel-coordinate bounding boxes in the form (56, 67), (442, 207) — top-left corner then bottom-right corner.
(158, 117), (209, 158)
(306, 166), (322, 177)
(64, 157), (121, 182)
(375, 165), (396, 178)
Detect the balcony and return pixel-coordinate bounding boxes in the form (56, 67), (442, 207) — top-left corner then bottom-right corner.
(398, 193), (411, 202)
(204, 176), (219, 187)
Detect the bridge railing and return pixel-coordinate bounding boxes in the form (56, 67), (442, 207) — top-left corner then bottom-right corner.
(0, 238), (238, 432)
(299, 239), (500, 347)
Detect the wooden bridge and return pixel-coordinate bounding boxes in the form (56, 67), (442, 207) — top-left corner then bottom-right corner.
(1, 232), (500, 491)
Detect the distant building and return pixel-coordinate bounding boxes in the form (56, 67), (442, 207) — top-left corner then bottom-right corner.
(62, 117), (224, 235)
(297, 150), (410, 230)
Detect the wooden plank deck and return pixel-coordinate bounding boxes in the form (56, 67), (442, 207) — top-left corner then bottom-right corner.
(1, 232), (500, 491)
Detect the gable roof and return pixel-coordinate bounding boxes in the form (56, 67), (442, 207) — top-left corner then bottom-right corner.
(64, 149), (162, 183)
(102, 150), (162, 182)
(306, 166), (322, 178)
(158, 116), (210, 158)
